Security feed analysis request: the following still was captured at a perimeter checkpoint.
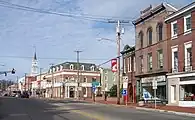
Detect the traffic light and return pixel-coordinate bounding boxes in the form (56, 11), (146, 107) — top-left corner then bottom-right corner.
(4, 72), (7, 76)
(11, 68), (15, 74)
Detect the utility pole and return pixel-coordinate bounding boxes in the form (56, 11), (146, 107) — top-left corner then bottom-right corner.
(74, 50), (82, 100)
(39, 68), (43, 97)
(24, 73), (27, 91)
(108, 20), (129, 104)
(50, 64), (54, 98)
(16, 76), (19, 91)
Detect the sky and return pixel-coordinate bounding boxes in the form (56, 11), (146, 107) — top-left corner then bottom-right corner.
(0, 0), (193, 80)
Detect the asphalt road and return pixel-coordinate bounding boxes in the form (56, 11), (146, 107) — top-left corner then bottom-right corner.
(0, 97), (195, 120)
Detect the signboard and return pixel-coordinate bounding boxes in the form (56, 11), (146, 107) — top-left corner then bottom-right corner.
(122, 89), (127, 96)
(152, 79), (157, 89)
(111, 59), (117, 72)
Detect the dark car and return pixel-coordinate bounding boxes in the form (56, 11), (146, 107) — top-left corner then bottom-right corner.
(21, 92), (29, 98)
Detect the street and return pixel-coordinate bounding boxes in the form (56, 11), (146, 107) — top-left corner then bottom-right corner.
(0, 97), (194, 120)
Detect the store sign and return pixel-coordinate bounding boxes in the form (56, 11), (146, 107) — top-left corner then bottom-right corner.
(141, 75), (166, 83)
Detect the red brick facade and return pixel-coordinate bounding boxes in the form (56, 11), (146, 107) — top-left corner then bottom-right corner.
(166, 11), (195, 72)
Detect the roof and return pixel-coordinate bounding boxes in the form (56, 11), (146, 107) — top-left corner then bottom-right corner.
(121, 45), (135, 55)
(132, 2), (177, 25)
(165, 2), (195, 22)
(48, 61), (97, 71)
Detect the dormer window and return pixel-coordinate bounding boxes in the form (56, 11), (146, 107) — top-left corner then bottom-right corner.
(49, 69), (52, 73)
(70, 64), (74, 70)
(60, 65), (63, 71)
(81, 65), (85, 71)
(56, 67), (59, 71)
(91, 66), (95, 71)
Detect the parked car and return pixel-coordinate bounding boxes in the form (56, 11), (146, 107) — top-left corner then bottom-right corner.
(21, 92), (29, 98)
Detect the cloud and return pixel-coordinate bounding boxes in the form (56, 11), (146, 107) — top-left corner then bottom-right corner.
(0, 0), (192, 78)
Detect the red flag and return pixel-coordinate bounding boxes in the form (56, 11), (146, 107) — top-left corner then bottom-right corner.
(111, 59), (117, 72)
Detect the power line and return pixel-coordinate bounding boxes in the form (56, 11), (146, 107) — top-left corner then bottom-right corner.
(0, 1), (134, 23)
(0, 55), (109, 61)
(0, 1), (106, 23)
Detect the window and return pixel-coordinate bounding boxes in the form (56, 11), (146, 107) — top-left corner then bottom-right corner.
(60, 65), (63, 71)
(171, 46), (178, 73)
(139, 31), (144, 48)
(157, 49), (163, 69)
(81, 65), (84, 71)
(157, 23), (163, 41)
(140, 55), (143, 73)
(104, 76), (108, 81)
(184, 15), (191, 33)
(91, 66), (95, 71)
(148, 28), (152, 45)
(128, 57), (131, 72)
(83, 77), (87, 82)
(184, 42), (192, 71)
(180, 84), (195, 101)
(123, 59), (126, 73)
(171, 21), (177, 38)
(56, 67), (59, 71)
(70, 64), (74, 70)
(133, 56), (136, 71)
(53, 67), (55, 72)
(148, 53), (152, 71)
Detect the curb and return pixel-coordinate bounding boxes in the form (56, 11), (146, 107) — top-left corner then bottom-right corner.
(136, 107), (195, 117)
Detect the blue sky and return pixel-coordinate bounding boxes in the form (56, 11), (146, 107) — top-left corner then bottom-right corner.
(0, 0), (193, 80)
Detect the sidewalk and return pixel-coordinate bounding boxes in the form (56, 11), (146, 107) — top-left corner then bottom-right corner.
(36, 96), (195, 117)
(82, 97), (195, 117)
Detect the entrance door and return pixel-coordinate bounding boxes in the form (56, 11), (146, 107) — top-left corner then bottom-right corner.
(69, 87), (75, 98)
(171, 85), (176, 103)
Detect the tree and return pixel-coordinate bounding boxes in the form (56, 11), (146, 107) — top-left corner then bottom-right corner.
(109, 85), (117, 97)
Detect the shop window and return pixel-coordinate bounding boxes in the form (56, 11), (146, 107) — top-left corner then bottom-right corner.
(180, 85), (195, 101)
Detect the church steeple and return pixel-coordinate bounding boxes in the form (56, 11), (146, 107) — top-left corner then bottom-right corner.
(34, 52), (37, 60)
(31, 46), (38, 76)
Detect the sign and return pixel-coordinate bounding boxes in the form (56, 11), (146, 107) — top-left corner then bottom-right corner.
(152, 79), (157, 89)
(141, 76), (165, 83)
(111, 59), (117, 72)
(122, 89), (127, 96)
(123, 76), (128, 89)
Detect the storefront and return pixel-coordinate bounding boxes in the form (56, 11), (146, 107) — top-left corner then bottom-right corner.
(168, 73), (195, 107)
(141, 75), (167, 101)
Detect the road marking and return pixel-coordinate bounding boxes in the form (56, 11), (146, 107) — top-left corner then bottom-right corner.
(49, 104), (110, 120)
(9, 113), (28, 116)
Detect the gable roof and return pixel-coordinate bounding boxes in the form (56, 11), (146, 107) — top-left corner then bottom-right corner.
(165, 2), (195, 22)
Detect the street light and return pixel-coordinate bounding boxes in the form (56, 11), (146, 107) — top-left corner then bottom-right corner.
(96, 38), (116, 43)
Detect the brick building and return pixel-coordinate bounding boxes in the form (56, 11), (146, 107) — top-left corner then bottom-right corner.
(121, 45), (136, 103)
(165, 2), (195, 107)
(132, 3), (177, 102)
(44, 62), (100, 98)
